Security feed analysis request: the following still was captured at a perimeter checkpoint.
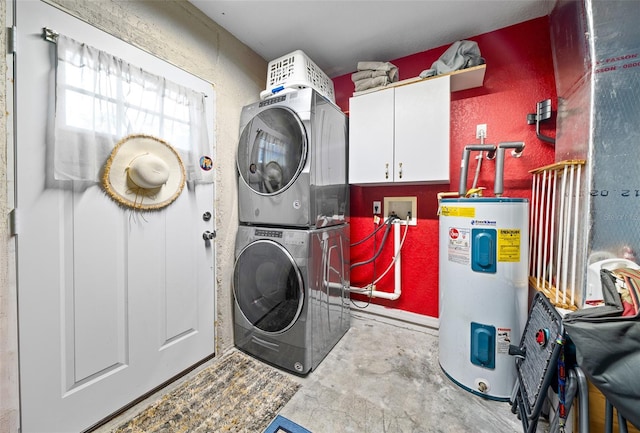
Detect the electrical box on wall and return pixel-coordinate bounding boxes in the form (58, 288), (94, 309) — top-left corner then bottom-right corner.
(384, 196), (417, 225)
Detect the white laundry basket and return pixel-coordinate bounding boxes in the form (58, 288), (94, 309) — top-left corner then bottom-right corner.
(260, 50), (335, 102)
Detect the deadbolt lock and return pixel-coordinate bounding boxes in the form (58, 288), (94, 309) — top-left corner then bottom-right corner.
(202, 230), (216, 240)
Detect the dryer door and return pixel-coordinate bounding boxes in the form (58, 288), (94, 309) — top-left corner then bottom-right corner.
(233, 239), (304, 333)
(237, 106), (307, 195)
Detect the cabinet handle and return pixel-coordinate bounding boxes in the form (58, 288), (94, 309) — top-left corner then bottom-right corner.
(398, 162), (403, 179)
(385, 163), (389, 179)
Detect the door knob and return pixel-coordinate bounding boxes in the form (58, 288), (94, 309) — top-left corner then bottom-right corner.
(202, 230), (216, 240)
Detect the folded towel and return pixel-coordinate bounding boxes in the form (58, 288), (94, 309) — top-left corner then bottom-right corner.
(357, 61), (393, 71)
(351, 69), (389, 81)
(354, 76), (390, 92)
(356, 61), (399, 82)
(419, 40), (484, 78)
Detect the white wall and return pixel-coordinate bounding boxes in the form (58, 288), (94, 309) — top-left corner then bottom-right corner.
(1, 0), (266, 429)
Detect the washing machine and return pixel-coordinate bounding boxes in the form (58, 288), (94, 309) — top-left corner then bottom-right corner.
(233, 223), (350, 375)
(237, 87), (348, 228)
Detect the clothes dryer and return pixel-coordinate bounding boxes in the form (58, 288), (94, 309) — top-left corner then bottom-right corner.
(233, 224), (350, 375)
(237, 88), (348, 228)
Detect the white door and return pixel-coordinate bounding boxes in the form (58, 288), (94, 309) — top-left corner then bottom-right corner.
(15, 2), (216, 432)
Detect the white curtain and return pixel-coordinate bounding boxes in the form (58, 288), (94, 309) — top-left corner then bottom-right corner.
(54, 34), (213, 183)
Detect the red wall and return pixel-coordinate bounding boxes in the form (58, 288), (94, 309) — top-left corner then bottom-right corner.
(337, 17), (556, 318)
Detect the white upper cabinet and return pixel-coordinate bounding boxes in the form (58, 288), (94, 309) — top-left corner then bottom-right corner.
(349, 75), (451, 184)
(349, 87), (395, 183)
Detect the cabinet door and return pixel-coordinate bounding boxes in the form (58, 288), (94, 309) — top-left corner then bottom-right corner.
(348, 88), (394, 183)
(394, 76), (450, 183)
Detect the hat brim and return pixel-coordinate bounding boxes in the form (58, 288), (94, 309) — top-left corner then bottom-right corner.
(102, 134), (186, 210)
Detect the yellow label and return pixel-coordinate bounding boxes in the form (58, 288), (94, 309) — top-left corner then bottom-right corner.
(498, 229), (521, 262)
(439, 206), (475, 218)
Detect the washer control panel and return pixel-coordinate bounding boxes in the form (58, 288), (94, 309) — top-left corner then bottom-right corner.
(254, 228), (283, 238)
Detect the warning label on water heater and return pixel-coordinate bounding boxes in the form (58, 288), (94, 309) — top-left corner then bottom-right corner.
(447, 227), (470, 265)
(440, 206), (475, 218)
(497, 229), (521, 262)
(497, 328), (512, 354)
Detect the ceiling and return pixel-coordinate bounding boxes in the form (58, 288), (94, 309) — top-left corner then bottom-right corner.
(189, 0), (554, 78)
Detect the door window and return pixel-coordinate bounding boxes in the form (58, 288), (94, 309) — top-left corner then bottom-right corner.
(237, 107), (307, 195)
(233, 240), (304, 333)
(54, 34), (213, 183)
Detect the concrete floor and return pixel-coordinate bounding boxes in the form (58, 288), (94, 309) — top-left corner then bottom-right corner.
(95, 309), (541, 433)
(278, 310), (526, 433)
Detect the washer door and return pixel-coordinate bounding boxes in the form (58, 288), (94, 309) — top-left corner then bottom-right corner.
(237, 106), (307, 195)
(233, 239), (304, 333)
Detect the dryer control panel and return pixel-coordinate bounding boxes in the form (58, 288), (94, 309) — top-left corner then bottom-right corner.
(259, 95), (286, 107)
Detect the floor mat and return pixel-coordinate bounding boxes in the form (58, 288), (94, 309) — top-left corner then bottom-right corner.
(111, 350), (300, 433)
(264, 415), (312, 433)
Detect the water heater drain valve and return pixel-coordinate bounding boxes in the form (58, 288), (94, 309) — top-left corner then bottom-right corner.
(475, 378), (490, 393)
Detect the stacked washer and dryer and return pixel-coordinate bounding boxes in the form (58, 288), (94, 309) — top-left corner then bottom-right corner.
(233, 86), (351, 375)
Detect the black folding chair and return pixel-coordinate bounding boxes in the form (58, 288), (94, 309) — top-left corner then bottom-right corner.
(510, 292), (589, 433)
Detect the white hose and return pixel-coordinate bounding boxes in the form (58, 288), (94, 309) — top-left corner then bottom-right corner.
(372, 219), (410, 286)
(471, 151), (483, 190)
(349, 217), (411, 301)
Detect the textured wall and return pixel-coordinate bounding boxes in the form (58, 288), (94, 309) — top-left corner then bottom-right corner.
(1, 0), (266, 427)
(335, 17), (556, 317)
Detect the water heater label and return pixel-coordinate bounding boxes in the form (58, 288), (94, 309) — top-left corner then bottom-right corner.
(497, 328), (512, 354)
(440, 206), (475, 218)
(447, 227), (470, 265)
(497, 229), (521, 262)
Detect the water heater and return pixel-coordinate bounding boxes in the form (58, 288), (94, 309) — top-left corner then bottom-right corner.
(438, 197), (529, 400)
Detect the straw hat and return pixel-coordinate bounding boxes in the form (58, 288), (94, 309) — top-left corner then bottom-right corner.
(102, 134), (186, 210)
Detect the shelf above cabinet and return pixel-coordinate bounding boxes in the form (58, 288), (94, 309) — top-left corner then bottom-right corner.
(352, 64), (486, 97)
